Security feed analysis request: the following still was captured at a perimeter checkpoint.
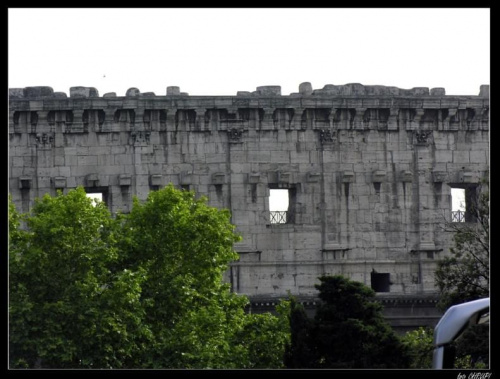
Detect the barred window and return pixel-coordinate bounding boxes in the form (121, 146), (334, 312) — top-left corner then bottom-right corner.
(269, 187), (296, 224)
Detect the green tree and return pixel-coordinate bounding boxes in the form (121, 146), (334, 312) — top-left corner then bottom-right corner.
(435, 190), (489, 311)
(400, 327), (434, 369)
(9, 186), (290, 369)
(9, 188), (150, 368)
(434, 189), (489, 369)
(284, 275), (410, 368)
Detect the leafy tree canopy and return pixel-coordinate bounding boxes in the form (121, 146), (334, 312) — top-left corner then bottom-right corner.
(9, 185), (290, 369)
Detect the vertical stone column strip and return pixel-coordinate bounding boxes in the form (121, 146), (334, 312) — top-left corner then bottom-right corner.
(260, 107), (275, 130)
(194, 108), (207, 131)
(387, 108), (399, 130)
(353, 108), (366, 130)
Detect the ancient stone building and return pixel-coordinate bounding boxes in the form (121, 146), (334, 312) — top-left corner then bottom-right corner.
(8, 83), (490, 332)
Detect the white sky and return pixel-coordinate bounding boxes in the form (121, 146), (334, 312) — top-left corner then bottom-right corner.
(451, 188), (466, 212)
(269, 189), (289, 211)
(8, 8), (490, 97)
(86, 193), (103, 206)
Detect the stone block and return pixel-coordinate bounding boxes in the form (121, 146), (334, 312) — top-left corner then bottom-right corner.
(85, 173), (99, 187)
(212, 172), (226, 185)
(432, 171), (447, 183)
(18, 176), (32, 189)
(306, 172), (321, 183)
(180, 171), (193, 185)
(24, 86), (54, 98)
(248, 172), (261, 184)
(400, 170), (413, 182)
(9, 88), (25, 98)
(342, 171), (355, 183)
(458, 171), (479, 183)
(53, 177), (66, 189)
(119, 174), (132, 187)
(469, 150), (487, 163)
(126, 88), (140, 97)
(372, 170), (386, 182)
(299, 82), (313, 95)
(479, 85), (489, 98)
(167, 86), (180, 95)
(430, 88), (446, 96)
(150, 174), (162, 187)
(70, 87), (99, 98)
(255, 86), (281, 96)
(453, 151), (470, 164)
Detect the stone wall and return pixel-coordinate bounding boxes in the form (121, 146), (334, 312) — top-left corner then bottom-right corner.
(9, 83), (489, 327)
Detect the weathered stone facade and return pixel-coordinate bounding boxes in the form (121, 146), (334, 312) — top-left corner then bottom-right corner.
(9, 83), (489, 330)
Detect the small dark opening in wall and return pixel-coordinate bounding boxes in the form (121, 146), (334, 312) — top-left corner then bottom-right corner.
(373, 182), (381, 194)
(215, 184), (223, 202)
(181, 184), (190, 191)
(371, 272), (390, 292)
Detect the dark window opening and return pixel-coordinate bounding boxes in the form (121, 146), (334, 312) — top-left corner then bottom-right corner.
(215, 184), (223, 202)
(371, 272), (391, 292)
(181, 184), (190, 191)
(251, 184), (257, 203)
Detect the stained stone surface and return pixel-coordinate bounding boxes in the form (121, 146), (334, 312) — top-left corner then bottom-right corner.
(8, 82), (489, 329)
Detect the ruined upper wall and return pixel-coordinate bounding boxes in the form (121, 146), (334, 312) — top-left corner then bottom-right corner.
(9, 82), (490, 100)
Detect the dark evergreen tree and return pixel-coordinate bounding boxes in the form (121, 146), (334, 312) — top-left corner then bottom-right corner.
(285, 275), (410, 368)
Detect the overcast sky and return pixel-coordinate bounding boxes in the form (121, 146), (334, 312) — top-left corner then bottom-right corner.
(8, 8), (490, 98)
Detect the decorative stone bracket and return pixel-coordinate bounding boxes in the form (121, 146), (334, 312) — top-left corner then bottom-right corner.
(432, 171), (447, 183)
(414, 130), (433, 145)
(212, 172), (226, 185)
(53, 177), (66, 189)
(400, 170), (413, 183)
(248, 172), (261, 184)
(372, 170), (387, 183)
(307, 172), (321, 183)
(319, 128), (336, 144)
(131, 130), (151, 144)
(34, 133), (54, 149)
(86, 174), (99, 187)
(180, 171), (193, 185)
(150, 174), (162, 187)
(19, 176), (32, 189)
(119, 174), (132, 187)
(342, 171), (355, 183)
(277, 171), (291, 184)
(227, 128), (244, 143)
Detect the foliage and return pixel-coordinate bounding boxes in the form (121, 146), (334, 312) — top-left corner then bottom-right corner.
(435, 190), (489, 311)
(9, 186), (290, 368)
(283, 297), (316, 368)
(400, 327), (434, 369)
(434, 188), (489, 369)
(284, 275), (410, 368)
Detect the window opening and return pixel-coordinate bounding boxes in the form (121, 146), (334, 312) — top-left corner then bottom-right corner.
(85, 187), (108, 207)
(450, 186), (478, 223)
(86, 192), (103, 207)
(371, 272), (391, 292)
(451, 188), (466, 222)
(269, 188), (295, 224)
